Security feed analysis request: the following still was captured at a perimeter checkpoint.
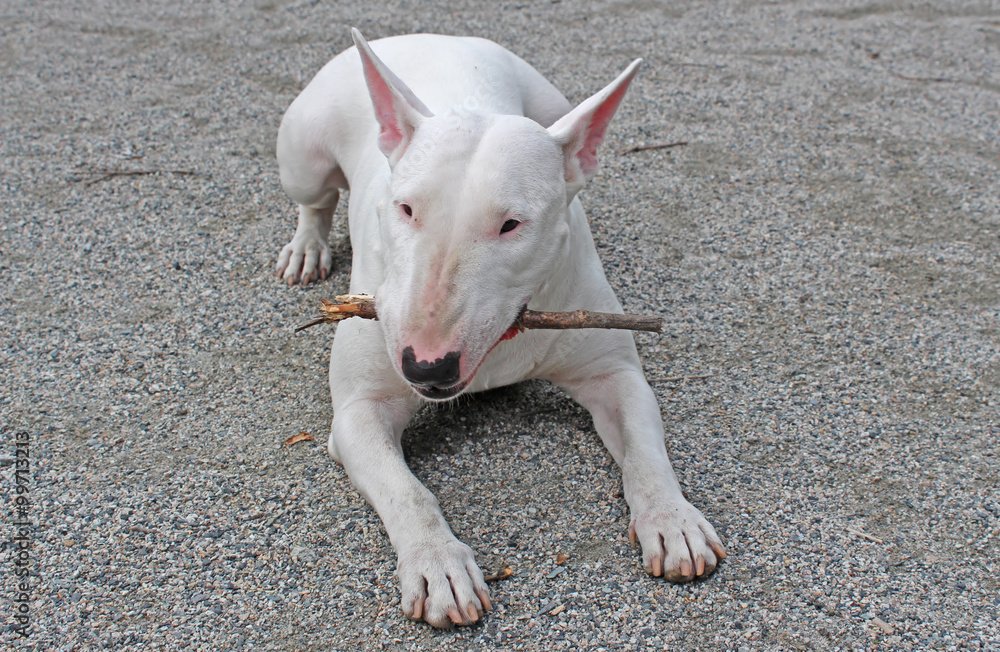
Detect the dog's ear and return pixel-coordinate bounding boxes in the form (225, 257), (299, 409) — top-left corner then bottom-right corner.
(352, 28), (434, 167)
(547, 59), (642, 199)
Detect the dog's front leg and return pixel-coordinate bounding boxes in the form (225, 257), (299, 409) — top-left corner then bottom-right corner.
(329, 327), (491, 628)
(330, 399), (491, 627)
(560, 357), (727, 582)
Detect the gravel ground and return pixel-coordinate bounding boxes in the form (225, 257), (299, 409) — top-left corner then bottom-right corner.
(2, 0), (999, 650)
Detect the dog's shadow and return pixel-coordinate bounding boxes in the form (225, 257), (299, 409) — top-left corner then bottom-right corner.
(400, 380), (627, 572)
(401, 379), (594, 470)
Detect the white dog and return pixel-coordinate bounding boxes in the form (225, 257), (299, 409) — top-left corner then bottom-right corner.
(275, 29), (726, 628)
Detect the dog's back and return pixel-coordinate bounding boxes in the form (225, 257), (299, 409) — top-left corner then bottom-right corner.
(278, 34), (571, 203)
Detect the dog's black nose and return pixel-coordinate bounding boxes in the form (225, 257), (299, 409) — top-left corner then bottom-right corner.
(401, 347), (461, 388)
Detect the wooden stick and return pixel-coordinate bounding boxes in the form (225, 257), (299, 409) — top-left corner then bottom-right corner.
(516, 308), (662, 332)
(295, 294), (664, 334)
(620, 141), (688, 155)
(83, 168), (207, 186)
(294, 295), (378, 332)
(845, 527), (883, 544)
(648, 373), (714, 383)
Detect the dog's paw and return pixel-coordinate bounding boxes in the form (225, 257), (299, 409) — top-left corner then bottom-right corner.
(396, 537), (491, 628)
(629, 500), (727, 582)
(275, 233), (331, 285)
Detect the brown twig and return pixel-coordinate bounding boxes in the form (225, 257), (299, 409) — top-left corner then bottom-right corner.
(887, 70), (951, 83)
(516, 309), (662, 333)
(846, 527), (883, 544)
(484, 567), (514, 583)
(648, 373), (714, 383)
(620, 141), (688, 155)
(83, 168), (208, 186)
(295, 295), (664, 334)
(295, 295), (378, 332)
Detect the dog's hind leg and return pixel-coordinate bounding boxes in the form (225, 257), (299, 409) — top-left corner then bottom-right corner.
(275, 199), (337, 285)
(274, 103), (348, 285)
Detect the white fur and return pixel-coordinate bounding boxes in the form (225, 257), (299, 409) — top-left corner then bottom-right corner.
(276, 29), (726, 628)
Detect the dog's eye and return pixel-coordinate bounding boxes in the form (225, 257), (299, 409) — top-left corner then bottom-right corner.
(400, 204), (413, 217)
(500, 218), (520, 234)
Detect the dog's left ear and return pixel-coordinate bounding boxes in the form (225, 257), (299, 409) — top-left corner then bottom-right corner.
(352, 28), (434, 167)
(548, 59), (642, 200)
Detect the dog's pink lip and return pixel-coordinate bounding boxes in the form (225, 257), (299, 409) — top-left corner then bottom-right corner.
(488, 304), (529, 353)
(493, 324), (522, 347)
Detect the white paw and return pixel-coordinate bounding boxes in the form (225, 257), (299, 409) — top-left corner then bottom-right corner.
(275, 231), (331, 285)
(629, 500), (727, 582)
(396, 536), (491, 628)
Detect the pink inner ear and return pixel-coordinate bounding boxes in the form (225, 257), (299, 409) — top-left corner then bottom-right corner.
(377, 119), (406, 156)
(576, 81), (632, 178)
(360, 50), (408, 155)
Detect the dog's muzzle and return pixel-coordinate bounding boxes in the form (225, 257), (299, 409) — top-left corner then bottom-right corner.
(401, 347), (466, 399)
(398, 305), (528, 400)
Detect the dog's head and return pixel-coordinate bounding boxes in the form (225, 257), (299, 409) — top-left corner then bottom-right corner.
(352, 29), (640, 400)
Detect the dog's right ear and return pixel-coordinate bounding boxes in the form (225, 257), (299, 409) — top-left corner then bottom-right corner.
(352, 28), (434, 167)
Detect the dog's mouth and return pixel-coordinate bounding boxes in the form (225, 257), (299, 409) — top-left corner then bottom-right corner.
(406, 306), (527, 401)
(411, 380), (469, 400)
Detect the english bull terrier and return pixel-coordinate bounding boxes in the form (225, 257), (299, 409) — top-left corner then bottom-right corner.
(275, 29), (726, 628)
